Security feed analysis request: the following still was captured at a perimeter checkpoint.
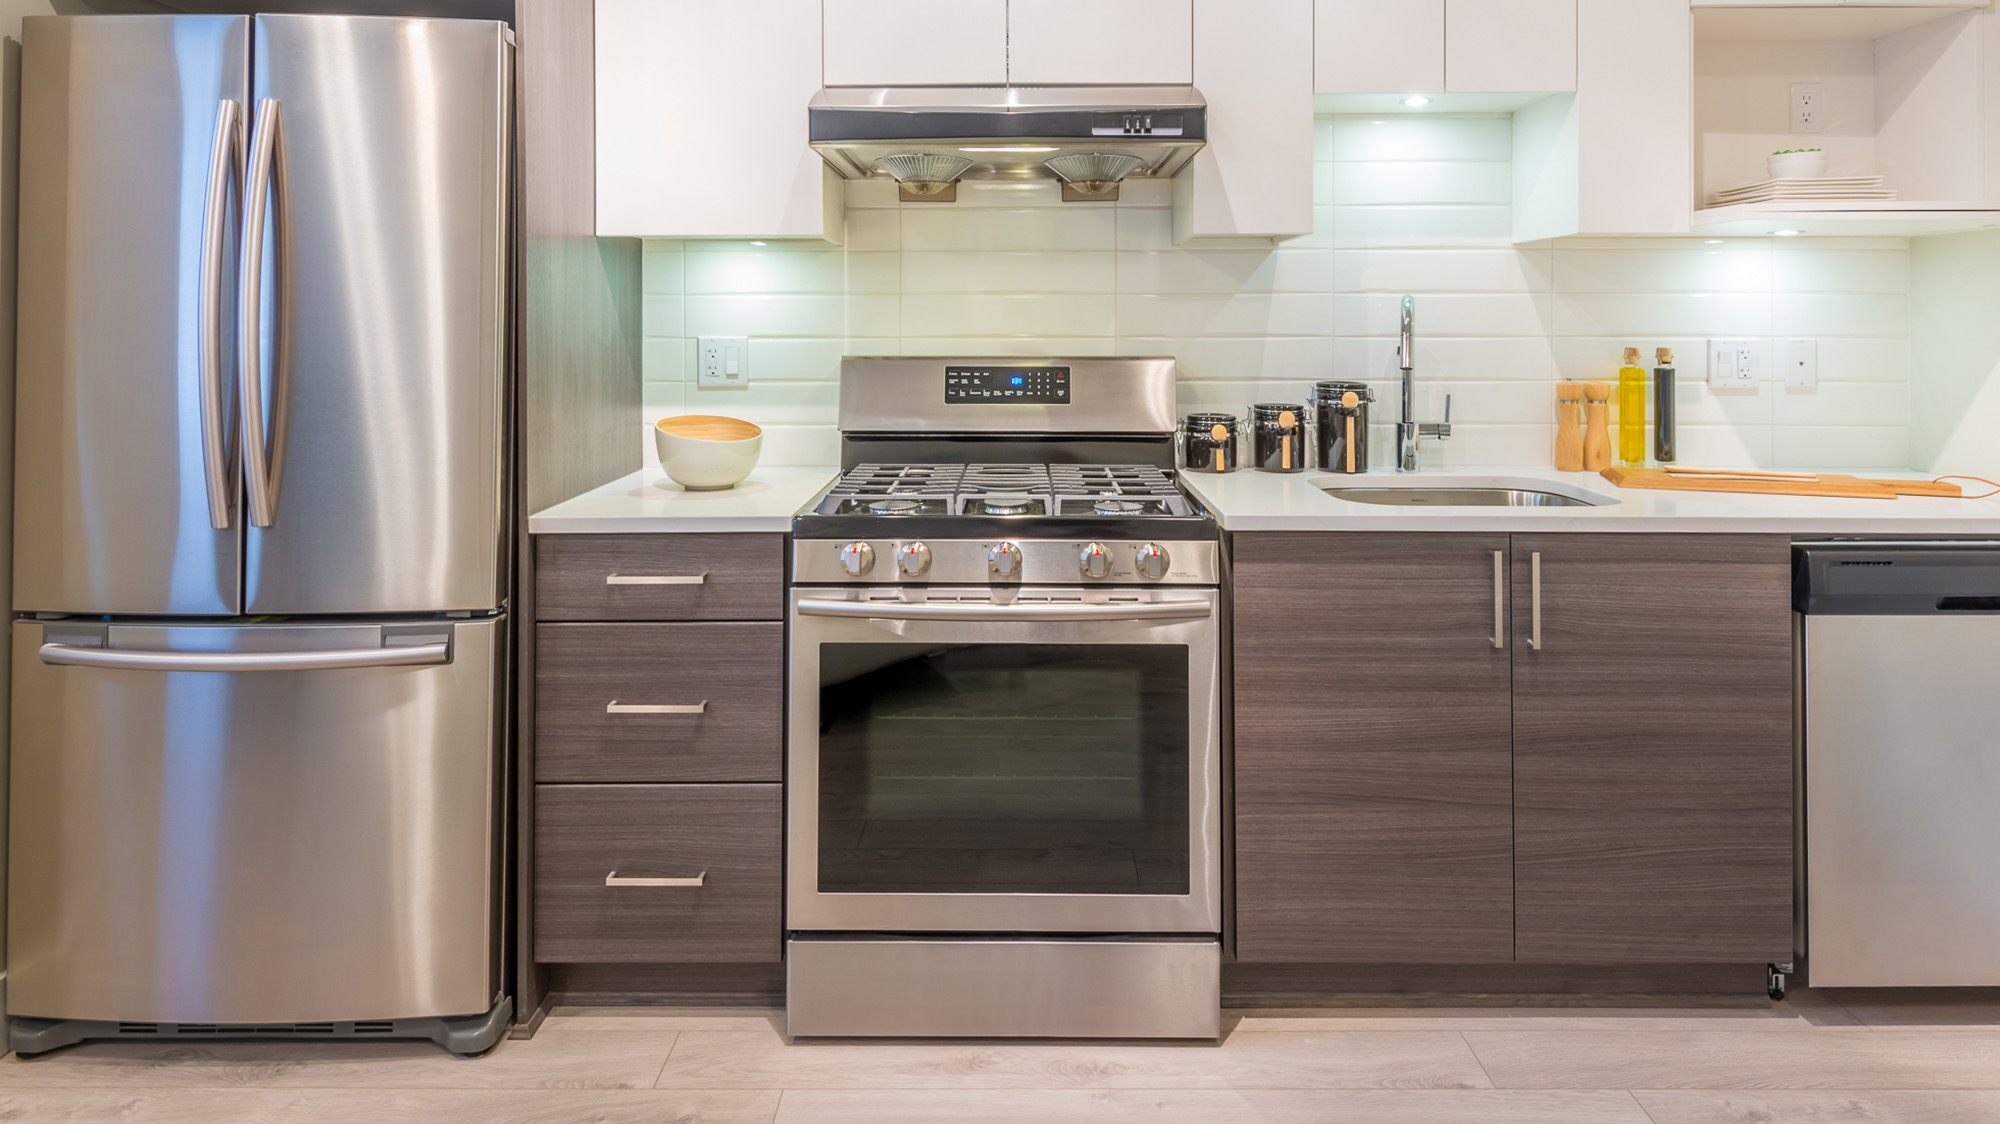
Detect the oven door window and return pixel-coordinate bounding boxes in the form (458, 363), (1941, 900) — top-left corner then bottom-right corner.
(817, 643), (1190, 895)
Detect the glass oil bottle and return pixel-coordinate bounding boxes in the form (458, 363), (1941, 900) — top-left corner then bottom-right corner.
(1617, 346), (1647, 466)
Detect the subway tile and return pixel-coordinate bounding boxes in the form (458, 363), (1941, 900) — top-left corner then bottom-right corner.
(1117, 178), (1175, 207)
(1333, 161), (1511, 207)
(1553, 245), (1774, 294)
(1774, 381), (1908, 428)
(746, 337), (888, 382)
(685, 250), (850, 295)
(641, 294), (685, 338)
(1331, 205), (1514, 248)
(1335, 249), (1553, 294)
(1552, 292), (1771, 339)
(687, 379), (839, 426)
(1334, 292), (1552, 338)
(1773, 292), (1908, 338)
(843, 178), (901, 209)
(903, 206), (1116, 253)
(1771, 246), (1911, 293)
(843, 208), (899, 251)
(1774, 425), (1911, 469)
(642, 247), (684, 295)
(903, 293), (1117, 338)
(949, 180), (1092, 209)
(1117, 249), (1333, 294)
(1331, 114), (1513, 163)
(1313, 115), (1334, 163)
(899, 337), (1120, 358)
(1552, 337), (1717, 385)
(1117, 293), (1333, 338)
(1334, 336), (1558, 384)
(844, 252), (901, 294)
(684, 293), (895, 338)
(1314, 161), (1335, 207)
(902, 252), (1118, 294)
(1423, 424), (1557, 469)
(1117, 337), (1334, 383)
(1815, 337), (1908, 383)
(1674, 424), (1775, 469)
(643, 338), (687, 384)
(743, 423), (841, 468)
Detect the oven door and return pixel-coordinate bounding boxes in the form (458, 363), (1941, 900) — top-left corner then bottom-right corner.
(789, 586), (1221, 934)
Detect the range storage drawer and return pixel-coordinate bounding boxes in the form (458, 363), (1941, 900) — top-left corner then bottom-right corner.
(535, 623), (781, 783)
(533, 784), (782, 963)
(535, 534), (783, 621)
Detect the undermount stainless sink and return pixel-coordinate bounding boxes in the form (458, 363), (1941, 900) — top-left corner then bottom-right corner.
(1321, 486), (1611, 508)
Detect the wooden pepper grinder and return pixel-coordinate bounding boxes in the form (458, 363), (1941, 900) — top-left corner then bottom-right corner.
(1582, 381), (1612, 472)
(1555, 382), (1584, 471)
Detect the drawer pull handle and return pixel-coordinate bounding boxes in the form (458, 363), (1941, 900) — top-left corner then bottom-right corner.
(605, 700), (707, 715)
(605, 573), (706, 586)
(605, 870), (706, 887)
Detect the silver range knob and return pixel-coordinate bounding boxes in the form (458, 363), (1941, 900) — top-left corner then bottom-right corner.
(896, 541), (932, 577)
(1134, 542), (1171, 580)
(988, 541), (1023, 579)
(1080, 541), (1112, 579)
(838, 541), (875, 577)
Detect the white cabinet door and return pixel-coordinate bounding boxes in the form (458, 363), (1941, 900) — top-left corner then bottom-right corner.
(596, 0), (838, 239)
(823, 0), (1007, 86)
(1177, 0), (1314, 240)
(1314, 0), (1444, 95)
(1445, 0), (1576, 93)
(1010, 0), (1194, 85)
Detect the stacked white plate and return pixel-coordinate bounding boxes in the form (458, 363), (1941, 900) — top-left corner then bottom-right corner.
(1707, 176), (1897, 207)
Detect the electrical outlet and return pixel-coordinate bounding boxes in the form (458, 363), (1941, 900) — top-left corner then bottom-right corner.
(1708, 338), (1764, 389)
(697, 336), (749, 388)
(1791, 83), (1822, 133)
(1783, 338), (1819, 389)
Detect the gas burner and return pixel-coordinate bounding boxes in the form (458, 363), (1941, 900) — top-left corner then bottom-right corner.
(964, 493), (1046, 517)
(1094, 499), (1144, 515)
(868, 498), (923, 515)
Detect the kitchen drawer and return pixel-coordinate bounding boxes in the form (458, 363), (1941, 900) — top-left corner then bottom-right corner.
(536, 623), (781, 783)
(534, 784), (782, 963)
(535, 534), (782, 621)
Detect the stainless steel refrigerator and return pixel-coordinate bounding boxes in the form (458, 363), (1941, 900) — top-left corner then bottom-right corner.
(7, 14), (512, 1054)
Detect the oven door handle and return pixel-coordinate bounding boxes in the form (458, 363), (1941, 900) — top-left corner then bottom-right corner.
(794, 599), (1212, 622)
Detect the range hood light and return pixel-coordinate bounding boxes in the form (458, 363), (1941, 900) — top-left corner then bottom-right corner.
(959, 146), (1060, 154)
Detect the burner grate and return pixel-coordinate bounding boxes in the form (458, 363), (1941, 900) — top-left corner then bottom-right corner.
(818, 462), (1191, 519)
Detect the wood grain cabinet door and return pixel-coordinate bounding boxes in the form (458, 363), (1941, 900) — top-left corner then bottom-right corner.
(1510, 534), (1793, 964)
(1234, 533), (1516, 963)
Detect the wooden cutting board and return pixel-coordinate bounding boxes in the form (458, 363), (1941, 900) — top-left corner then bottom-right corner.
(1601, 467), (1964, 500)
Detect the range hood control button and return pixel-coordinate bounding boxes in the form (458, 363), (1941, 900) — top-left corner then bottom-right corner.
(988, 542), (1022, 578)
(838, 542), (875, 577)
(1080, 542), (1112, 579)
(1134, 542), (1170, 580)
(897, 542), (932, 577)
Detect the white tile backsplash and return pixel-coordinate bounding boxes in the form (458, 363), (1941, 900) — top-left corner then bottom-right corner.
(639, 113), (1914, 471)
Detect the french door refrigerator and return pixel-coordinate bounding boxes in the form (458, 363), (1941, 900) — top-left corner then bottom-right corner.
(8, 14), (512, 1055)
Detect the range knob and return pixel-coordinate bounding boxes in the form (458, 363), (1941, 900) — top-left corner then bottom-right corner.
(1134, 542), (1171, 580)
(838, 541), (875, 577)
(897, 541), (932, 577)
(988, 541), (1023, 578)
(1080, 542), (1112, 579)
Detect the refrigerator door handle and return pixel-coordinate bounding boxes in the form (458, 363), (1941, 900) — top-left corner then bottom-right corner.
(199, 98), (242, 532)
(38, 641), (450, 673)
(238, 96), (290, 529)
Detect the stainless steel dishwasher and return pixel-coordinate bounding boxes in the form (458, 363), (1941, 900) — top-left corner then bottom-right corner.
(1797, 542), (2000, 988)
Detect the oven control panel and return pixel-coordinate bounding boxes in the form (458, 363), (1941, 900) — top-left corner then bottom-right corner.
(945, 365), (1070, 404)
(793, 539), (1219, 585)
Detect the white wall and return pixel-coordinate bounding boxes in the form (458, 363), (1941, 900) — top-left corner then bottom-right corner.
(1910, 230), (2000, 479)
(639, 113), (1912, 471)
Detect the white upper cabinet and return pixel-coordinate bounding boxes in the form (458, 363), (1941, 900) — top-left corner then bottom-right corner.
(1315, 0), (1574, 95)
(1445, 0), (1576, 93)
(1010, 0), (1195, 85)
(596, 0), (839, 239)
(1176, 0), (1314, 241)
(1314, 0), (1443, 95)
(823, 0), (1008, 86)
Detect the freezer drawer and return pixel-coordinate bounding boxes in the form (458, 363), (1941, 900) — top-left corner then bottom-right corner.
(7, 618), (503, 1024)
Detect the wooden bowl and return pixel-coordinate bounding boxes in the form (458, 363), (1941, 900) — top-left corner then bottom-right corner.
(655, 415), (762, 490)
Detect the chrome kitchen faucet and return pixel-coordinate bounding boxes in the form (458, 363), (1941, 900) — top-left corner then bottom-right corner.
(1397, 294), (1452, 472)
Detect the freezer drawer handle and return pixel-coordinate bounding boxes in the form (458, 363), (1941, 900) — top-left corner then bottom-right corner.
(605, 870), (706, 887)
(605, 700), (707, 715)
(37, 642), (450, 673)
(795, 598), (1211, 622)
(605, 573), (707, 586)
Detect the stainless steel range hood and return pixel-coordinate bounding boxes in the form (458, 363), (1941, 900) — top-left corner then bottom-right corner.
(809, 86), (1206, 201)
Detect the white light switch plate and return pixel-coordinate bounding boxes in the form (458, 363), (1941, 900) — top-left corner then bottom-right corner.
(697, 336), (749, 388)
(1783, 338), (1818, 389)
(1708, 339), (1763, 389)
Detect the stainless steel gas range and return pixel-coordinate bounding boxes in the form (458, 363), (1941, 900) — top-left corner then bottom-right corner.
(785, 357), (1222, 1039)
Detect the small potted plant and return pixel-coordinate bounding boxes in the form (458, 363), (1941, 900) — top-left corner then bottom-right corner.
(1769, 147), (1827, 179)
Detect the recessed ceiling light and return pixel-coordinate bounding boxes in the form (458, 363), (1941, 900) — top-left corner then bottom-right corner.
(1775, 229), (1803, 237)
(1400, 94), (1432, 108)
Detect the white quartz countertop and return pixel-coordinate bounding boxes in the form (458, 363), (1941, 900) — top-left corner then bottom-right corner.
(1177, 465), (2000, 535)
(529, 467), (837, 533)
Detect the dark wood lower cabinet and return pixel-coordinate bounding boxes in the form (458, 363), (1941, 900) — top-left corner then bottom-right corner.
(534, 784), (782, 964)
(1234, 533), (1516, 963)
(1509, 534), (1794, 964)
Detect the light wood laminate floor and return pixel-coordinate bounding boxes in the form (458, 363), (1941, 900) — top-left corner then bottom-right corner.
(3, 989), (1999, 1122)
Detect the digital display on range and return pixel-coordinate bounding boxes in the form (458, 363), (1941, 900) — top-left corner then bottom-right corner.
(945, 365), (1071, 404)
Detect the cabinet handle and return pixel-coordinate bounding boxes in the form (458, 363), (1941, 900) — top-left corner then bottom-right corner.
(1490, 549), (1505, 649)
(605, 573), (706, 586)
(1528, 551), (1544, 652)
(605, 870), (705, 887)
(605, 700), (707, 715)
